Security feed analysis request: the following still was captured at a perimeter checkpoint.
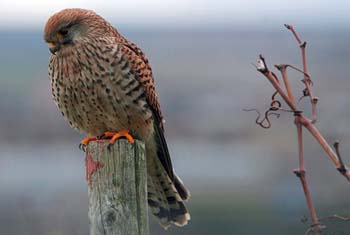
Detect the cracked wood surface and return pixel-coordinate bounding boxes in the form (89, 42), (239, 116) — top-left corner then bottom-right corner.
(86, 139), (149, 235)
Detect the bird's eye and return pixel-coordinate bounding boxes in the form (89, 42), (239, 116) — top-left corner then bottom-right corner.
(59, 28), (69, 36)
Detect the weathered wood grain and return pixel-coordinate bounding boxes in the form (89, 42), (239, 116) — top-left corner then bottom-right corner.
(86, 139), (149, 235)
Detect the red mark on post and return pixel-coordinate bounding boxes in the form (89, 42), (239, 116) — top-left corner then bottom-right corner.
(85, 152), (104, 186)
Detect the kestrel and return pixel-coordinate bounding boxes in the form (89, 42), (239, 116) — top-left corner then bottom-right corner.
(44, 8), (190, 228)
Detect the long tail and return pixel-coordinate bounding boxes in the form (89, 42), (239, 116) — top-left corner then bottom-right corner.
(147, 121), (190, 228)
(147, 160), (191, 228)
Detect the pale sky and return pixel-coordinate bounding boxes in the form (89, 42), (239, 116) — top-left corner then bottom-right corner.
(0, 0), (349, 29)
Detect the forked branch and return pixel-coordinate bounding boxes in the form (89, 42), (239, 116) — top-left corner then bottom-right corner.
(248, 25), (350, 234)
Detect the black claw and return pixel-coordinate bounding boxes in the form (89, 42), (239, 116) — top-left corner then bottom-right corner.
(107, 144), (113, 151)
(79, 143), (86, 152)
(97, 134), (106, 140)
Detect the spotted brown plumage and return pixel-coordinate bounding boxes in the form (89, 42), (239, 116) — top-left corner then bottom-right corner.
(44, 8), (190, 228)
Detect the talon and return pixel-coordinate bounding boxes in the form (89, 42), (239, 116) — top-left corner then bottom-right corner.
(80, 136), (98, 151)
(97, 134), (106, 140)
(104, 130), (135, 145)
(107, 144), (113, 151)
(79, 143), (86, 152)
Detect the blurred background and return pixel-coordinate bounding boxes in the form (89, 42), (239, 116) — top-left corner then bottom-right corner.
(1, 0), (350, 234)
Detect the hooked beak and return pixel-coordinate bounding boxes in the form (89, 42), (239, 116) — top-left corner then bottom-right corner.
(47, 41), (60, 55)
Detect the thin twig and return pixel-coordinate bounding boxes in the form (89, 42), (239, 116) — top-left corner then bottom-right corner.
(254, 52), (350, 181)
(249, 24), (350, 235)
(285, 24), (318, 123)
(333, 142), (349, 176)
(285, 64), (311, 81)
(295, 115), (321, 235)
(256, 59), (299, 112)
(275, 64), (296, 104)
(320, 214), (350, 222)
(284, 24), (302, 44)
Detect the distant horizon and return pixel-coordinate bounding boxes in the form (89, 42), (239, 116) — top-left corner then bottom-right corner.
(0, 23), (349, 34)
(1, 0), (350, 30)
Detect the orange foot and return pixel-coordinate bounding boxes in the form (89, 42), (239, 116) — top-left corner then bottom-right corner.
(79, 136), (98, 151)
(104, 130), (135, 145)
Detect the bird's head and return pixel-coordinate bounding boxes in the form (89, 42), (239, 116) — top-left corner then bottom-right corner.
(44, 8), (116, 55)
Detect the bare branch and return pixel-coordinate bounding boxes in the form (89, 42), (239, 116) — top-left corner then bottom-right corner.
(285, 24), (318, 123)
(257, 54), (269, 73)
(334, 141), (349, 176)
(275, 64), (295, 104)
(248, 24), (350, 235)
(284, 24), (303, 44)
(320, 214), (350, 222)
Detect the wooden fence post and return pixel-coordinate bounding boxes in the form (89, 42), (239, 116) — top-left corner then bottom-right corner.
(86, 139), (150, 235)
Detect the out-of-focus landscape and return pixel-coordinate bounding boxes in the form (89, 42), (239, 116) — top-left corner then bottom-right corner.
(1, 1), (350, 235)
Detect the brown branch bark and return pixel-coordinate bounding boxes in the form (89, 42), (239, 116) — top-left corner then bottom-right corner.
(252, 25), (350, 234)
(257, 52), (350, 181)
(285, 24), (318, 123)
(295, 115), (321, 235)
(275, 64), (296, 104)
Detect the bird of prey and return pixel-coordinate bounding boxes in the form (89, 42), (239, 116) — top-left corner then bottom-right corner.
(44, 8), (190, 228)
